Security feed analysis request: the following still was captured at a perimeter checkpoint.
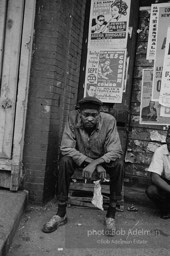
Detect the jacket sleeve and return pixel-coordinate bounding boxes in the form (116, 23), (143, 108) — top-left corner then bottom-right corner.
(101, 117), (123, 163)
(60, 114), (87, 166)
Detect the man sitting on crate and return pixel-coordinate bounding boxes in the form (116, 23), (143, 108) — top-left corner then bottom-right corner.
(146, 127), (170, 219)
(42, 96), (124, 235)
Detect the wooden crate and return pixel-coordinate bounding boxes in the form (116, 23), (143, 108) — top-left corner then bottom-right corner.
(68, 177), (124, 211)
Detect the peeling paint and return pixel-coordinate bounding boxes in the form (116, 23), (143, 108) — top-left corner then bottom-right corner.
(147, 142), (160, 152)
(150, 130), (166, 143)
(130, 128), (150, 140)
(137, 91), (141, 102)
(134, 140), (141, 146)
(125, 149), (152, 165)
(43, 105), (50, 113)
(136, 154), (151, 165)
(1, 98), (12, 109)
(125, 152), (135, 163)
(131, 116), (139, 122)
(7, 19), (13, 29)
(26, 37), (31, 51)
(57, 82), (62, 87)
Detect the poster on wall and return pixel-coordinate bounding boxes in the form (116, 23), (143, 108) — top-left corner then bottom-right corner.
(140, 69), (170, 125)
(88, 0), (131, 49)
(159, 27), (170, 107)
(84, 48), (126, 103)
(152, 4), (170, 101)
(146, 3), (168, 60)
(160, 106), (170, 117)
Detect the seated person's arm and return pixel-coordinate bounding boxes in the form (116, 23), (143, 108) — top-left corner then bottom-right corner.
(102, 117), (123, 163)
(151, 173), (170, 193)
(82, 117), (122, 179)
(61, 113), (105, 177)
(82, 157), (105, 179)
(60, 113), (87, 166)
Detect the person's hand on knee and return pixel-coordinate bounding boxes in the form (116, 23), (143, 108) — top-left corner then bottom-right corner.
(82, 162), (96, 179)
(96, 165), (106, 181)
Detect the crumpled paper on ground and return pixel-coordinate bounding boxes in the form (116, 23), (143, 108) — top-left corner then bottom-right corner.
(91, 180), (104, 210)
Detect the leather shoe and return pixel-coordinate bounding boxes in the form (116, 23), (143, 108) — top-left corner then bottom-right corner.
(42, 214), (67, 233)
(160, 212), (170, 219)
(105, 217), (116, 236)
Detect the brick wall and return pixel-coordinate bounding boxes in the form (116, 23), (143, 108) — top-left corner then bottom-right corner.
(23, 0), (86, 203)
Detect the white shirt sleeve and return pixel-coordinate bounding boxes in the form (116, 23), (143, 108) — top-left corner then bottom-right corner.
(148, 147), (164, 176)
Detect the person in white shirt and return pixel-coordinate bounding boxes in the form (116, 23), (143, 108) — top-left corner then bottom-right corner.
(146, 128), (170, 219)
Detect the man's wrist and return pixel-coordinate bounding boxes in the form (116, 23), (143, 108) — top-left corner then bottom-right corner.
(80, 161), (88, 168)
(94, 158), (105, 165)
(81, 157), (104, 168)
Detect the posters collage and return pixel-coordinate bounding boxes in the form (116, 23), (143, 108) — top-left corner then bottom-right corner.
(84, 1), (170, 126)
(141, 2), (170, 125)
(84, 0), (131, 103)
(140, 69), (170, 125)
(88, 0), (131, 49)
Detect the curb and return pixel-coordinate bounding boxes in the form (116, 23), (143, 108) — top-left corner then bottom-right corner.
(0, 190), (28, 256)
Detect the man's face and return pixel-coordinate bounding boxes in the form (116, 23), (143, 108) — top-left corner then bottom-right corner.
(166, 131), (170, 152)
(105, 60), (110, 66)
(87, 86), (96, 97)
(80, 108), (100, 129)
(149, 101), (155, 108)
(111, 5), (119, 17)
(97, 16), (105, 25)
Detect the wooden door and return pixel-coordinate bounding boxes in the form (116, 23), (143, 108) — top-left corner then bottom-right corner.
(0, 0), (25, 159)
(0, 0), (36, 190)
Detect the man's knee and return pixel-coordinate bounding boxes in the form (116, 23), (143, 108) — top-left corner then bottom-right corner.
(146, 185), (158, 199)
(107, 158), (124, 168)
(116, 158), (124, 170)
(114, 158), (124, 175)
(106, 158), (124, 178)
(58, 155), (75, 176)
(59, 155), (73, 165)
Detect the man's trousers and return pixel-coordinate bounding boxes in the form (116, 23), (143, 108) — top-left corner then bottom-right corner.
(146, 181), (170, 213)
(56, 156), (124, 205)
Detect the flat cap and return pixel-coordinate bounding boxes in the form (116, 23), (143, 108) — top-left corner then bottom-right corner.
(78, 96), (103, 107)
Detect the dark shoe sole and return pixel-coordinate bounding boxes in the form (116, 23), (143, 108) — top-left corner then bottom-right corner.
(104, 221), (116, 236)
(160, 214), (170, 219)
(104, 228), (116, 237)
(42, 217), (67, 233)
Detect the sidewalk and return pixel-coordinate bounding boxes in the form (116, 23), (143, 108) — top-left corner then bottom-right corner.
(2, 186), (170, 256)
